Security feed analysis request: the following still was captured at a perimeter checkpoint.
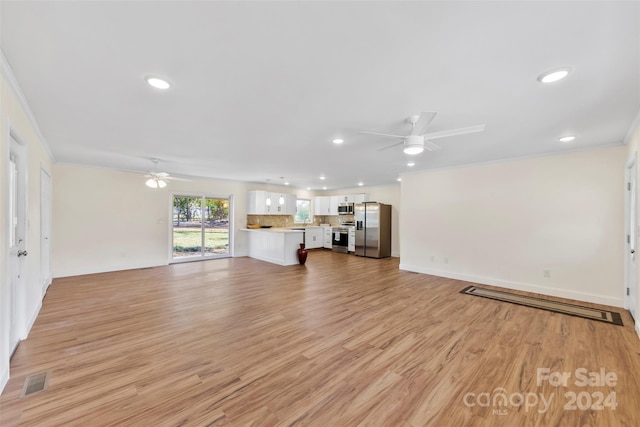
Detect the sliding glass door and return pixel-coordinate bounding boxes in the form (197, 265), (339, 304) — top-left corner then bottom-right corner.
(172, 195), (230, 260)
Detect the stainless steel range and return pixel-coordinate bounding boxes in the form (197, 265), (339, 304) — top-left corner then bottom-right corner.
(331, 226), (349, 253)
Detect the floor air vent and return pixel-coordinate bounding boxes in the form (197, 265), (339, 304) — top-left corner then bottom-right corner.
(20, 371), (50, 397)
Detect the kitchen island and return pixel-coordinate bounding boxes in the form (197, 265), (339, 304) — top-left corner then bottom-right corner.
(241, 228), (304, 266)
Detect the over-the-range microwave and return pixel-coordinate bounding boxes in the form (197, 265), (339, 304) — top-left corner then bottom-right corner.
(338, 202), (354, 215)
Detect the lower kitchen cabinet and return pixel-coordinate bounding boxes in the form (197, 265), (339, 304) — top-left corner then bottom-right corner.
(348, 227), (355, 252)
(321, 225), (332, 249)
(304, 227), (323, 249)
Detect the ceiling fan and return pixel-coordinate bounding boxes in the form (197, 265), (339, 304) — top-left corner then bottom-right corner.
(144, 158), (185, 188)
(360, 112), (485, 155)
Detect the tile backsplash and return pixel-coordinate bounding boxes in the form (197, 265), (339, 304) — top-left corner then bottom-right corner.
(246, 215), (353, 227)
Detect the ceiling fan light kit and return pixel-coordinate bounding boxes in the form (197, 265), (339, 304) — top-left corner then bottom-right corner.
(359, 112), (485, 156)
(146, 177), (167, 188)
(404, 144), (424, 155)
(142, 158), (187, 189)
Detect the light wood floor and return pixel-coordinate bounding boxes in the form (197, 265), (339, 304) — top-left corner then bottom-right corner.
(1, 251), (639, 426)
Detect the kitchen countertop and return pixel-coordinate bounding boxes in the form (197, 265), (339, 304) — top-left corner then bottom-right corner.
(241, 227), (321, 233)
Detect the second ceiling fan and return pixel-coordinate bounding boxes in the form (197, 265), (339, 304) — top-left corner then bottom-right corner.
(360, 112), (485, 155)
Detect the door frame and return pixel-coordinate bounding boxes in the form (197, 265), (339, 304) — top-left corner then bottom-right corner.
(40, 167), (52, 295)
(7, 128), (28, 355)
(624, 152), (639, 336)
(168, 192), (234, 263)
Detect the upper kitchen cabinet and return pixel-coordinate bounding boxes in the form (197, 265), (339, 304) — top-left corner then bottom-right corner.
(314, 194), (369, 216)
(353, 193), (369, 203)
(314, 196), (332, 216)
(329, 196), (341, 215)
(247, 190), (297, 215)
(248, 190), (268, 214)
(278, 193), (297, 215)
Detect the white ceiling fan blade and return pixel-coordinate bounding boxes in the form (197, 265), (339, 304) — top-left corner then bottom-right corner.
(424, 140), (441, 151)
(155, 172), (170, 178)
(376, 141), (405, 151)
(164, 176), (191, 182)
(422, 124), (485, 140)
(411, 112), (437, 135)
(360, 130), (407, 139)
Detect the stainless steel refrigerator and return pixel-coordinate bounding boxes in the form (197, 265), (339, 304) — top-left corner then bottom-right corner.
(355, 202), (391, 258)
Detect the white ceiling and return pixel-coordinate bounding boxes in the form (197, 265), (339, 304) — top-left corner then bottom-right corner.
(1, 1), (639, 190)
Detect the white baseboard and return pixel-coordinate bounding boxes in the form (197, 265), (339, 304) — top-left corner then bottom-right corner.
(23, 300), (43, 340)
(53, 261), (169, 279)
(399, 263), (624, 308)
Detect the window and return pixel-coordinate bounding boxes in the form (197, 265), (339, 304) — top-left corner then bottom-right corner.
(294, 199), (311, 223)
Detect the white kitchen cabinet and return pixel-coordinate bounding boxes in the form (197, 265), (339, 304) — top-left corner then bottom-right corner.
(248, 190), (297, 215)
(321, 225), (333, 249)
(348, 227), (355, 252)
(272, 193), (297, 215)
(244, 228), (303, 265)
(247, 190), (268, 214)
(314, 196), (332, 216)
(304, 227), (323, 249)
(353, 193), (369, 203)
(314, 194), (368, 216)
(334, 194), (369, 203)
(329, 196), (340, 215)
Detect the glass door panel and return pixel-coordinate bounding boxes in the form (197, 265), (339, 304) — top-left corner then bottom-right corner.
(173, 196), (203, 258)
(203, 198), (229, 256)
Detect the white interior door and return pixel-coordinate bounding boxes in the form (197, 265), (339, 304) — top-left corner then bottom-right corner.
(8, 134), (27, 354)
(40, 168), (52, 295)
(625, 154), (638, 322)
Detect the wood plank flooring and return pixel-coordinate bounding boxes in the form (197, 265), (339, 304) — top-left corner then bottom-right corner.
(1, 251), (640, 426)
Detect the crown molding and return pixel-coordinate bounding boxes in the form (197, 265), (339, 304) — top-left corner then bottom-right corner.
(1, 49), (55, 161)
(623, 108), (640, 145)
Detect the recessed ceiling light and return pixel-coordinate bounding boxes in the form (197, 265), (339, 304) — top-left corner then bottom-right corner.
(319, 176), (326, 180)
(407, 161), (415, 167)
(306, 187), (311, 191)
(397, 177), (402, 182)
(358, 182), (363, 186)
(284, 181), (290, 186)
(558, 135), (576, 143)
(322, 186), (327, 190)
(332, 138), (344, 144)
(145, 75), (171, 90)
(537, 68), (570, 84)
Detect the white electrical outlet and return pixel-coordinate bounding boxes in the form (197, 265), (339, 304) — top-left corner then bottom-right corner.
(430, 256), (435, 262)
(444, 257), (449, 264)
(544, 269), (551, 278)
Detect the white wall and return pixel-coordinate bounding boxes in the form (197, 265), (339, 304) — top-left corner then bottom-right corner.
(52, 164), (254, 277)
(400, 145), (626, 307)
(0, 64), (53, 392)
(330, 184), (401, 257)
